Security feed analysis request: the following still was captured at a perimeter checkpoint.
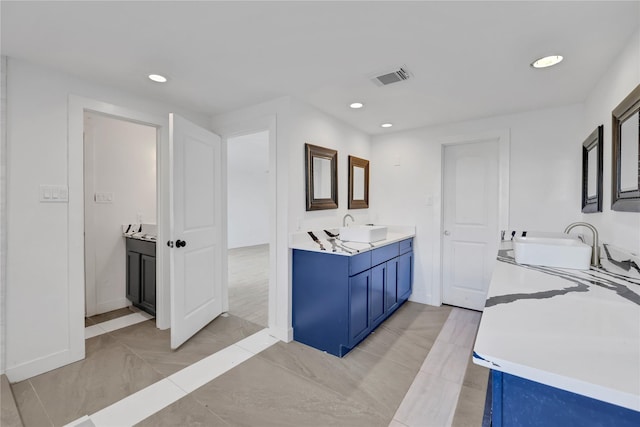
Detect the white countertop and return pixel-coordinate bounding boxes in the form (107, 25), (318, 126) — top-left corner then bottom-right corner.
(122, 223), (157, 243)
(473, 243), (640, 411)
(289, 225), (415, 256)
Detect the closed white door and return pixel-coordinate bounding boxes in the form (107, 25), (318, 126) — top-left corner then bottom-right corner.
(442, 140), (499, 311)
(170, 114), (223, 349)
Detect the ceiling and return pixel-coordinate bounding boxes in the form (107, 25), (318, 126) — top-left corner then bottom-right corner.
(2, 1), (639, 135)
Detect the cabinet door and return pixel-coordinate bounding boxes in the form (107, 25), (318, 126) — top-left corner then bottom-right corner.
(386, 258), (398, 311)
(370, 264), (386, 327)
(349, 270), (370, 345)
(126, 251), (141, 304)
(140, 254), (157, 315)
(398, 251), (413, 301)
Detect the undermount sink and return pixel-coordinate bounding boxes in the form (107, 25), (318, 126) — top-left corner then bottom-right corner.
(339, 225), (388, 243)
(513, 236), (592, 270)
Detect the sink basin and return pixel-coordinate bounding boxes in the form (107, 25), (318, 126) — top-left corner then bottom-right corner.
(339, 225), (388, 243)
(513, 236), (592, 270)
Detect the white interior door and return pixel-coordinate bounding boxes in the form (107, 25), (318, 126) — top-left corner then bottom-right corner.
(442, 139), (499, 311)
(170, 114), (223, 349)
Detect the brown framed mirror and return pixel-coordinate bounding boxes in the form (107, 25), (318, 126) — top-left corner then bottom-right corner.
(305, 143), (338, 211)
(612, 84), (640, 212)
(348, 155), (369, 209)
(582, 125), (603, 213)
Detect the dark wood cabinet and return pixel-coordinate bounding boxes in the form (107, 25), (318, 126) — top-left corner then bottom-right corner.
(125, 238), (156, 316)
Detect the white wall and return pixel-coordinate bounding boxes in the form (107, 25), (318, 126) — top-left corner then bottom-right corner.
(581, 29), (640, 255)
(370, 30), (640, 307)
(371, 104), (584, 305)
(212, 96), (372, 341)
(227, 131), (269, 249)
(287, 98), (372, 231)
(1, 55), (7, 375)
(5, 58), (209, 381)
(84, 112), (156, 315)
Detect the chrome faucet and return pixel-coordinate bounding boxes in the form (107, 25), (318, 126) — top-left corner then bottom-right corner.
(342, 214), (355, 227)
(564, 222), (601, 268)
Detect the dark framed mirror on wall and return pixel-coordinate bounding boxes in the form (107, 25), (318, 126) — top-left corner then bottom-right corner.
(348, 156), (369, 209)
(612, 84), (640, 212)
(305, 143), (338, 211)
(582, 125), (603, 213)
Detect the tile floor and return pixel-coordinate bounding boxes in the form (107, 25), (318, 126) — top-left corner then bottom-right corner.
(12, 302), (488, 427)
(227, 244), (269, 327)
(10, 245), (488, 426)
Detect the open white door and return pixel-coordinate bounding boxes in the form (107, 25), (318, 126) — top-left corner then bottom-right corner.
(169, 114), (223, 349)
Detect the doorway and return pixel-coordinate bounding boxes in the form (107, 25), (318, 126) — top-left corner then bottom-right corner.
(226, 131), (270, 327)
(83, 112), (158, 321)
(439, 131), (510, 311)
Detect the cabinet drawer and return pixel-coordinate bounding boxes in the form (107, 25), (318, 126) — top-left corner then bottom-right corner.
(349, 251), (371, 276)
(399, 238), (413, 254)
(371, 242), (399, 266)
(125, 238), (156, 256)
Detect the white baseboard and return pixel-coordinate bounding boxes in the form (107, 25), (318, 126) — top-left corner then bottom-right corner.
(268, 325), (292, 343)
(6, 347), (84, 382)
(95, 298), (129, 315)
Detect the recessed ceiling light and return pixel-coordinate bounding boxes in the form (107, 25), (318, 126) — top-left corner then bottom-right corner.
(349, 102), (364, 109)
(381, 123), (393, 128)
(530, 55), (563, 69)
(148, 74), (167, 83)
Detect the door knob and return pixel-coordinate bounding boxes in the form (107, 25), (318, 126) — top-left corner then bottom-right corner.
(176, 239), (187, 248)
(443, 230), (451, 236)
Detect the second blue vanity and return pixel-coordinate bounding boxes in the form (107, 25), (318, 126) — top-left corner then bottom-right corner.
(292, 234), (413, 357)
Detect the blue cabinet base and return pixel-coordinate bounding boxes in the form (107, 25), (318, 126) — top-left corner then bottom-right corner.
(488, 370), (640, 427)
(292, 239), (413, 357)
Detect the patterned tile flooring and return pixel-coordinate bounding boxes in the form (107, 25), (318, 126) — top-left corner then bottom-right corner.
(10, 245), (488, 426)
(12, 303), (487, 427)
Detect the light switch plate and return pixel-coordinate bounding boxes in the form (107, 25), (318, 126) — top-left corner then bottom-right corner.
(40, 185), (69, 203)
(95, 192), (114, 204)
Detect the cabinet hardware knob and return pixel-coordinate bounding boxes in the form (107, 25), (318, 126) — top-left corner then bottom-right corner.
(176, 239), (187, 248)
(444, 230), (451, 236)
(167, 240), (174, 248)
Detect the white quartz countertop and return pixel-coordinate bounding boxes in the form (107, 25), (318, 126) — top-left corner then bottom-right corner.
(289, 225), (415, 256)
(473, 243), (640, 411)
(122, 223), (157, 243)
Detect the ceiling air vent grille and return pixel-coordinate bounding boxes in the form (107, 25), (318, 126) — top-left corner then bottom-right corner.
(371, 67), (412, 86)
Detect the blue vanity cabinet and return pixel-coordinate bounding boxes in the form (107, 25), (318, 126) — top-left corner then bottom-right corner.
(384, 259), (398, 312)
(370, 263), (387, 328)
(398, 250), (413, 302)
(292, 237), (414, 357)
(349, 269), (371, 346)
(487, 370), (640, 427)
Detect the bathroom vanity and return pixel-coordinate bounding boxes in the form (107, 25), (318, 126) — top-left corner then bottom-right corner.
(474, 242), (640, 426)
(291, 227), (415, 357)
(123, 224), (157, 316)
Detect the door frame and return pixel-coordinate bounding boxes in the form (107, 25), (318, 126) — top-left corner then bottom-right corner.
(214, 115), (279, 338)
(68, 95), (170, 361)
(82, 112), (159, 317)
(436, 129), (510, 306)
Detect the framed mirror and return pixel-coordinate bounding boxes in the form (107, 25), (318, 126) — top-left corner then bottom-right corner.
(348, 155), (369, 209)
(582, 125), (603, 213)
(612, 84), (640, 212)
(305, 143), (338, 211)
